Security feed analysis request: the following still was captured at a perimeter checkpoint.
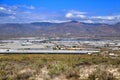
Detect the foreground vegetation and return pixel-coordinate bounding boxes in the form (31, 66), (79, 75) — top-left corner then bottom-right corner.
(0, 54), (120, 80)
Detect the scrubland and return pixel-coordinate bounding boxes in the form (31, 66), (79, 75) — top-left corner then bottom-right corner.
(0, 54), (120, 80)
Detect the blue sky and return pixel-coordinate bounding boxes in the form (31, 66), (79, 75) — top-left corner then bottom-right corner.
(0, 0), (120, 23)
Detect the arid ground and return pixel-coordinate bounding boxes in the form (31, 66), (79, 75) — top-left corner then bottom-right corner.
(0, 54), (120, 80)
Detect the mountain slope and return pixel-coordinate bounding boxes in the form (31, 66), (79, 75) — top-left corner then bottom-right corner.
(0, 21), (120, 39)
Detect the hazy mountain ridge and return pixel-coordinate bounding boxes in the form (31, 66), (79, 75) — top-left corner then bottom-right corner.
(0, 21), (120, 39)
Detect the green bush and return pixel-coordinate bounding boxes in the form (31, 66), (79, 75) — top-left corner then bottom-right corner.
(48, 61), (68, 77)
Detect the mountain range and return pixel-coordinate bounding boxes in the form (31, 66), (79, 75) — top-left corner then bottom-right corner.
(0, 21), (120, 39)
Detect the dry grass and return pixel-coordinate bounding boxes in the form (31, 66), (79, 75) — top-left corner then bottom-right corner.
(0, 54), (120, 80)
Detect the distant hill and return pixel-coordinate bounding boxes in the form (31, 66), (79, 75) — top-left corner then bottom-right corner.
(0, 21), (120, 39)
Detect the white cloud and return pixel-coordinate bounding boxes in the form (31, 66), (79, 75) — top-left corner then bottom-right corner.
(40, 20), (70, 23)
(9, 16), (16, 19)
(65, 13), (73, 18)
(1, 5), (120, 24)
(89, 15), (120, 24)
(19, 5), (35, 10)
(83, 20), (94, 23)
(91, 16), (115, 20)
(65, 10), (120, 24)
(28, 6), (35, 9)
(65, 10), (87, 19)
(0, 7), (6, 11)
(76, 14), (86, 18)
(0, 5), (17, 16)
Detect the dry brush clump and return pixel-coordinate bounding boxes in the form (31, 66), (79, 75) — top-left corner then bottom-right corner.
(88, 69), (117, 80)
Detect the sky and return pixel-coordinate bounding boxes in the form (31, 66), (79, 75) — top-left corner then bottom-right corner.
(0, 0), (120, 23)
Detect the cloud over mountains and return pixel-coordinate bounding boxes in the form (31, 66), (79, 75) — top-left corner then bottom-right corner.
(0, 4), (120, 24)
(65, 10), (87, 18)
